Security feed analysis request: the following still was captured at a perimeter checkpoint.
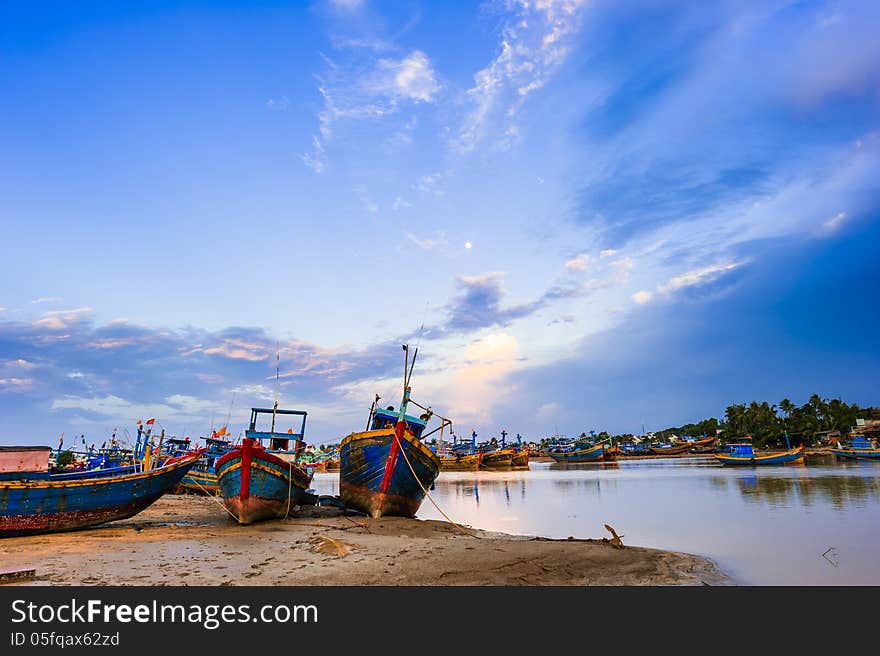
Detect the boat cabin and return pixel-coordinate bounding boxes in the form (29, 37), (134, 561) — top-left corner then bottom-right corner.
(724, 443), (755, 457)
(370, 407), (427, 439)
(245, 407), (307, 452)
(0, 446), (51, 481)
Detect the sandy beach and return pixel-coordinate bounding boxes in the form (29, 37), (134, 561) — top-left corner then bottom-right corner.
(0, 495), (728, 586)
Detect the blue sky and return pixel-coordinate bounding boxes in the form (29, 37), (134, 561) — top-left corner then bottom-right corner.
(1, 0), (878, 445)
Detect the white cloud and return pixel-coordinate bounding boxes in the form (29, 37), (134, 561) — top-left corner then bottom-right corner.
(30, 296), (61, 304)
(392, 195), (411, 210)
(599, 249), (617, 258)
(632, 290), (653, 305)
(658, 261), (745, 295)
(33, 307), (94, 331)
(456, 0), (588, 152)
(565, 253), (594, 272)
(353, 184), (379, 214)
(820, 211), (847, 234)
(406, 231), (448, 252)
(0, 377), (33, 391)
(373, 51), (440, 103)
(329, 0), (364, 10)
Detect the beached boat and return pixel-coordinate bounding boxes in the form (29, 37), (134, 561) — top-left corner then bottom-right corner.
(0, 446), (202, 537)
(830, 433), (880, 460)
(177, 437), (233, 495)
(339, 345), (447, 518)
(549, 441), (605, 463)
(511, 448), (530, 467)
(687, 435), (717, 453)
(216, 407), (314, 524)
(649, 443), (691, 455)
(714, 442), (804, 466)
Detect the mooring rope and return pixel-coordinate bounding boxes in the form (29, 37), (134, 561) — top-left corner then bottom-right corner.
(190, 477), (240, 522)
(393, 431), (482, 539)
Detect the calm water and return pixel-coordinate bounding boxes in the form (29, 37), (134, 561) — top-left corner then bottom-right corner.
(311, 457), (880, 585)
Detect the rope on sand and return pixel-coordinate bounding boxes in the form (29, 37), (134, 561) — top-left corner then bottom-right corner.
(393, 432), (482, 539)
(190, 477), (240, 522)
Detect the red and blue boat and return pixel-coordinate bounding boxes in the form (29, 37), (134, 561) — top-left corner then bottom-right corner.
(339, 345), (447, 518)
(0, 445), (202, 537)
(548, 441), (605, 463)
(216, 406), (313, 524)
(830, 432), (880, 460)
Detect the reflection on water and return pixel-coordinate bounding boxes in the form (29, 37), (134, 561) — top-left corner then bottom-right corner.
(310, 457), (880, 585)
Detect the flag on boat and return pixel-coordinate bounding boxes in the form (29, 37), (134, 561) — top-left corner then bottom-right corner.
(146, 418), (155, 425)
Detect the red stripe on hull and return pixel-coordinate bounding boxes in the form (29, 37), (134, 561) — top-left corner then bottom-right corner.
(240, 437), (253, 501)
(379, 422), (404, 495)
(0, 497), (159, 537)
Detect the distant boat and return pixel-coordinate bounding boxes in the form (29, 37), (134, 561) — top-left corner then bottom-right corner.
(339, 345), (447, 518)
(549, 441), (604, 463)
(216, 407), (314, 524)
(439, 434), (482, 470)
(1, 446), (202, 537)
(687, 435), (717, 453)
(480, 447), (515, 468)
(511, 448), (530, 467)
(177, 436), (233, 495)
(649, 443), (691, 456)
(830, 432), (880, 460)
(714, 442), (804, 466)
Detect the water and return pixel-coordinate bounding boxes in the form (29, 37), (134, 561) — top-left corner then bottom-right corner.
(310, 456), (880, 585)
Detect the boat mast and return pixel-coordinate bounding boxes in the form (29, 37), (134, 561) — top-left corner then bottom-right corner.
(271, 348), (279, 435)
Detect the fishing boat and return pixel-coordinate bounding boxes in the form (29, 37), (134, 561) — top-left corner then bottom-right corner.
(0, 446), (202, 537)
(687, 435), (717, 453)
(339, 345), (448, 518)
(714, 441), (804, 466)
(510, 433), (530, 468)
(439, 433), (482, 470)
(177, 436), (233, 495)
(649, 443), (691, 456)
(549, 441), (605, 463)
(216, 406), (314, 524)
(830, 432), (880, 460)
(480, 447), (515, 468)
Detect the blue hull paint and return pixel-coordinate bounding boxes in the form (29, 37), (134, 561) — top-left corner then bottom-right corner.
(0, 455), (201, 537)
(216, 444), (313, 524)
(340, 429), (440, 518)
(830, 448), (880, 460)
(715, 446), (804, 466)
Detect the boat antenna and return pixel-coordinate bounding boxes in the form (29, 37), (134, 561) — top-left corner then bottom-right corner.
(271, 345), (280, 434)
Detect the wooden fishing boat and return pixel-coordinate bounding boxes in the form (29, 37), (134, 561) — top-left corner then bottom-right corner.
(339, 345), (448, 518)
(0, 447), (202, 537)
(511, 448), (530, 467)
(649, 443), (691, 456)
(830, 433), (880, 460)
(480, 447), (515, 468)
(688, 435), (716, 451)
(549, 441), (604, 463)
(216, 407), (314, 524)
(714, 443), (804, 466)
(177, 437), (232, 495)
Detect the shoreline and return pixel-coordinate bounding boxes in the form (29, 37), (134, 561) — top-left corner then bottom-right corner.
(0, 495), (730, 586)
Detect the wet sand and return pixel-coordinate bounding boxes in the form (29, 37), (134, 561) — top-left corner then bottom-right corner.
(0, 495), (729, 586)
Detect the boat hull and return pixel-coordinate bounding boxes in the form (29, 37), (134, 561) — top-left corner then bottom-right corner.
(830, 448), (880, 460)
(650, 444), (691, 455)
(714, 445), (805, 466)
(440, 452), (481, 470)
(480, 449), (515, 469)
(511, 450), (530, 467)
(216, 439), (312, 525)
(549, 443), (605, 463)
(0, 454), (201, 537)
(339, 428), (439, 518)
(178, 468), (220, 495)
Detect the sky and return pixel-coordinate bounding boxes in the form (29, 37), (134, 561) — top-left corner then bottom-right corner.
(1, 0), (878, 447)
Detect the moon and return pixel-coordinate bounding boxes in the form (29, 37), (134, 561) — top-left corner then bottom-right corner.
(464, 241), (472, 249)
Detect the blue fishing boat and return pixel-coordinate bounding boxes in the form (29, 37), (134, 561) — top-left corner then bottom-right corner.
(714, 440), (804, 466)
(830, 432), (880, 460)
(177, 436), (233, 495)
(0, 447), (202, 537)
(339, 345), (447, 518)
(548, 441), (605, 463)
(216, 407), (314, 524)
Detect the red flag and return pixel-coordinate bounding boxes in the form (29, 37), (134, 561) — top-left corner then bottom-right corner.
(146, 418), (155, 425)
(137, 419), (142, 426)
